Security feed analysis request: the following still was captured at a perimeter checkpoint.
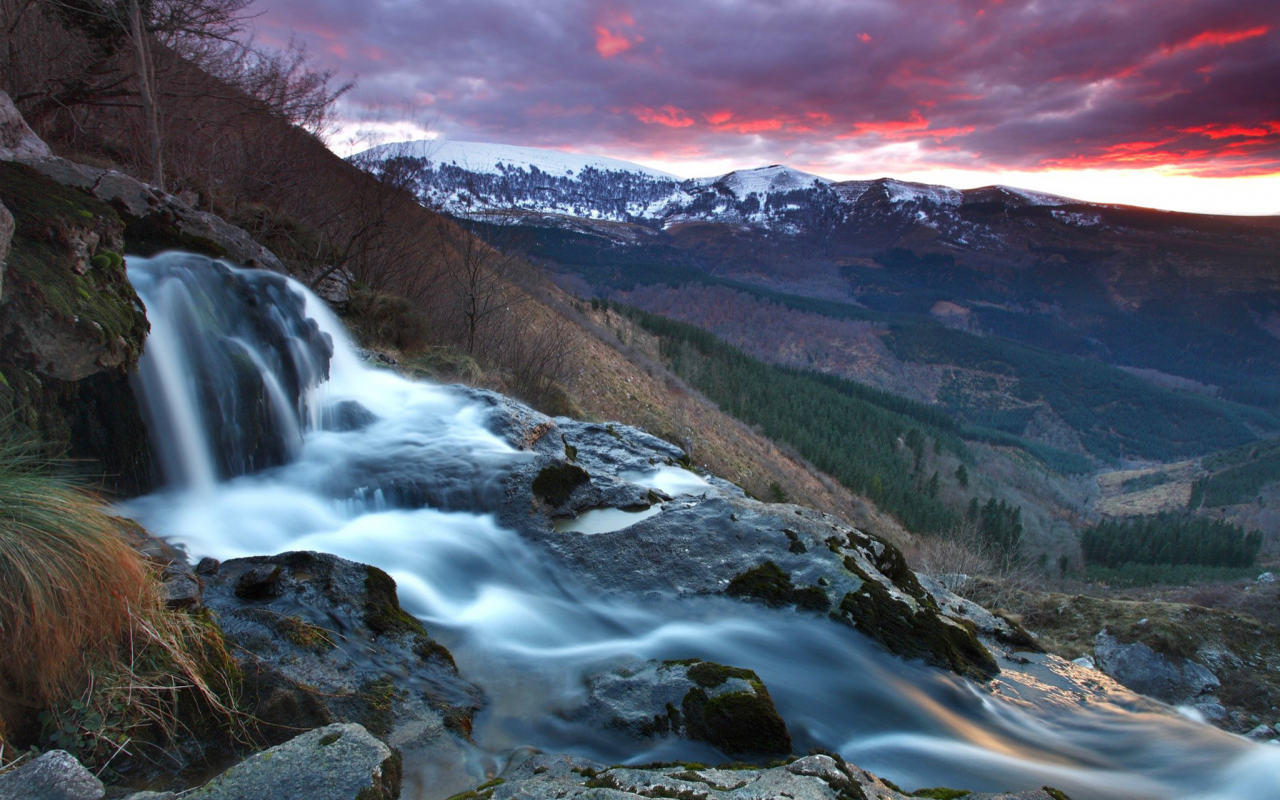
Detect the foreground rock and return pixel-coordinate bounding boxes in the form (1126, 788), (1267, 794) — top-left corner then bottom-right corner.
(486, 752), (1073, 800)
(569, 659), (792, 755)
(187, 724), (399, 800)
(0, 750), (103, 800)
(200, 551), (482, 763)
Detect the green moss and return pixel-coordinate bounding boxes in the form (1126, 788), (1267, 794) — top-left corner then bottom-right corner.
(358, 677), (402, 738)
(1042, 788), (1072, 800)
(686, 661), (758, 689)
(444, 777), (504, 800)
(364, 567), (428, 638)
(277, 615), (335, 653)
(318, 731), (342, 746)
(355, 748), (403, 800)
(725, 562), (830, 612)
(532, 461), (590, 506)
(364, 566), (457, 670)
(682, 685), (792, 756)
(912, 789), (971, 799)
(835, 579), (998, 681)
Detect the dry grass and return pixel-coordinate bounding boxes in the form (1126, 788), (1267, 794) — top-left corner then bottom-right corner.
(0, 435), (243, 773)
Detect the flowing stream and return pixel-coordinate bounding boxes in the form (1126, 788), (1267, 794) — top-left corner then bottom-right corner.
(120, 253), (1280, 800)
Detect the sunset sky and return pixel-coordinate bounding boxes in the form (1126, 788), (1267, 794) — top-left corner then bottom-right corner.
(254, 0), (1280, 215)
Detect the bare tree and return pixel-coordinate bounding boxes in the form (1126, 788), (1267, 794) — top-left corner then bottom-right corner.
(432, 215), (529, 355)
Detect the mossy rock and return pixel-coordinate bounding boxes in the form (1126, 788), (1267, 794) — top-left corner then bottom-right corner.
(121, 208), (228, 258)
(0, 162), (152, 493)
(681, 684), (792, 756)
(836, 578), (998, 681)
(725, 561), (830, 612)
(363, 567), (457, 670)
(533, 461), (590, 507)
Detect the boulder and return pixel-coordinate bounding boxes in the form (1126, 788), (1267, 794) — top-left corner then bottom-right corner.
(569, 659), (792, 755)
(185, 724), (400, 800)
(200, 551), (482, 760)
(1094, 631), (1220, 705)
(0, 89), (51, 161)
(0, 750), (103, 800)
(482, 751), (1072, 800)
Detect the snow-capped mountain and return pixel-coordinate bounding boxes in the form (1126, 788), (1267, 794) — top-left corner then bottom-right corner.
(353, 138), (1080, 233)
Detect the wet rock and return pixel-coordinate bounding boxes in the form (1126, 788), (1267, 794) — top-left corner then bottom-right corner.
(121, 793), (177, 800)
(185, 723), (399, 800)
(234, 564), (281, 599)
(0, 89), (52, 161)
(569, 658), (791, 755)
(162, 562), (203, 609)
(1194, 702), (1229, 724)
(0, 750), (103, 800)
(323, 399), (379, 432)
(488, 751), (1070, 800)
(1258, 572), (1276, 584)
(201, 551), (481, 761)
(1094, 631), (1220, 705)
(195, 557), (221, 576)
(1246, 723), (1276, 741)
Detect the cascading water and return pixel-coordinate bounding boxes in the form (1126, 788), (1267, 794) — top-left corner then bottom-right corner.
(121, 253), (1280, 800)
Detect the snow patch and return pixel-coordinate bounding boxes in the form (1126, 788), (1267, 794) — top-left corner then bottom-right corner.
(360, 139), (680, 181)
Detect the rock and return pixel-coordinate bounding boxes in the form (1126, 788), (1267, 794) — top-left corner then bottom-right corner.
(1072, 655), (1096, 670)
(201, 551), (481, 758)
(488, 751), (1069, 800)
(1246, 724), (1276, 741)
(1094, 631), (1220, 705)
(569, 658), (792, 755)
(195, 556), (221, 576)
(122, 793), (177, 800)
(0, 750), (103, 800)
(0, 160), (152, 494)
(1193, 702), (1228, 724)
(1258, 572), (1276, 584)
(162, 562), (202, 609)
(0, 89), (52, 161)
(185, 723), (400, 800)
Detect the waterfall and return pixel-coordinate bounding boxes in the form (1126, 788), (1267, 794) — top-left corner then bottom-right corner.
(121, 253), (1280, 800)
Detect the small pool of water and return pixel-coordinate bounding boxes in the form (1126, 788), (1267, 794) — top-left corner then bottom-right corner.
(553, 504), (663, 534)
(619, 466), (710, 497)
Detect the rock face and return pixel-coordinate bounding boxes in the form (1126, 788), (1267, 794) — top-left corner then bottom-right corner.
(484, 752), (1072, 800)
(0, 160), (152, 491)
(472, 393), (1001, 681)
(0, 199), (12, 297)
(1093, 630), (1220, 705)
(185, 724), (400, 800)
(570, 659), (792, 755)
(0, 750), (103, 800)
(199, 551), (481, 762)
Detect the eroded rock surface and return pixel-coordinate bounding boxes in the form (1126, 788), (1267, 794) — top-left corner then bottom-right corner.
(1094, 630), (1220, 706)
(200, 551), (481, 764)
(484, 752), (1072, 800)
(0, 750), (103, 800)
(186, 723), (399, 800)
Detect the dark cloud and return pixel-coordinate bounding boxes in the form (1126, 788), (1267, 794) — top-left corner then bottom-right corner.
(255, 0), (1280, 177)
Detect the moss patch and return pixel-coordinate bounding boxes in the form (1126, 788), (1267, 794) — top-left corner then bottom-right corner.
(725, 562), (830, 612)
(532, 461), (590, 507)
(1042, 788), (1073, 800)
(277, 615), (335, 653)
(686, 661), (759, 689)
(835, 575), (997, 681)
(912, 789), (971, 799)
(357, 677), (402, 738)
(121, 209), (228, 258)
(363, 566), (458, 672)
(682, 685), (792, 756)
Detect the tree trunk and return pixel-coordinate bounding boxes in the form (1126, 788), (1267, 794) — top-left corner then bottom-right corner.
(129, 0), (164, 190)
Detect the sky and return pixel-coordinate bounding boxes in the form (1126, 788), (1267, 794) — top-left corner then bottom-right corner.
(253, 0), (1280, 215)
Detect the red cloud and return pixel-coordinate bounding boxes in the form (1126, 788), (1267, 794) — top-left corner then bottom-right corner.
(1163, 24), (1270, 54)
(837, 111), (931, 139)
(632, 105), (695, 127)
(1181, 122), (1280, 139)
(595, 26), (634, 57)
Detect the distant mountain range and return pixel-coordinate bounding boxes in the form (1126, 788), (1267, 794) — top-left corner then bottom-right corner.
(356, 139), (1088, 232)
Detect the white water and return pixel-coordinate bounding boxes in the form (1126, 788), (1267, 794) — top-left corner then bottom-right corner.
(121, 254), (1280, 800)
